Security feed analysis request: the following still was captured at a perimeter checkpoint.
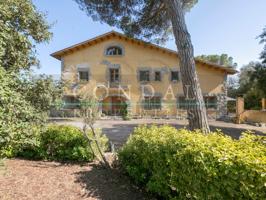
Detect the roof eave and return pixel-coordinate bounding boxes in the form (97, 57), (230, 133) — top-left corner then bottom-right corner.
(50, 53), (61, 60)
(50, 31), (238, 75)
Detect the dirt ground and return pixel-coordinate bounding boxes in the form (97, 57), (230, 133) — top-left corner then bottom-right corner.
(53, 119), (266, 149)
(0, 159), (151, 200)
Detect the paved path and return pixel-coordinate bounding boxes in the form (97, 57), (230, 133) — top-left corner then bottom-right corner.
(52, 119), (266, 149)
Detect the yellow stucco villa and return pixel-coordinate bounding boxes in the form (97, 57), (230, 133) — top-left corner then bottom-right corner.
(51, 31), (237, 119)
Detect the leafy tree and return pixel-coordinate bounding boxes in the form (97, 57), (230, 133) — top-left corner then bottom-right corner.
(229, 62), (265, 110)
(227, 76), (238, 98)
(250, 63), (266, 95)
(228, 27), (266, 110)
(196, 54), (237, 68)
(0, 0), (55, 158)
(0, 68), (43, 157)
(244, 88), (264, 110)
(258, 26), (266, 64)
(18, 73), (64, 114)
(75, 0), (211, 132)
(0, 0), (51, 72)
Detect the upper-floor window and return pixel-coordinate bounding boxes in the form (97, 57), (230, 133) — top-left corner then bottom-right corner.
(139, 70), (150, 82)
(171, 71), (179, 82)
(109, 68), (120, 82)
(78, 70), (89, 82)
(105, 46), (123, 56)
(154, 71), (161, 81)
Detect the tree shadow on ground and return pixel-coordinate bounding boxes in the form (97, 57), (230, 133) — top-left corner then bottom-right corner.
(74, 164), (152, 200)
(208, 125), (265, 139)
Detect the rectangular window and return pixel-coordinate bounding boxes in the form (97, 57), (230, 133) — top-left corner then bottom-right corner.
(177, 96), (217, 109)
(63, 96), (80, 109)
(171, 71), (179, 82)
(204, 96), (217, 109)
(154, 71), (161, 81)
(78, 71), (89, 82)
(143, 96), (161, 110)
(177, 96), (187, 109)
(139, 70), (150, 82)
(110, 68), (120, 82)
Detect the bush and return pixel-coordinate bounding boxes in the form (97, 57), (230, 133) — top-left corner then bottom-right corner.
(39, 125), (108, 162)
(119, 126), (266, 200)
(17, 125), (109, 162)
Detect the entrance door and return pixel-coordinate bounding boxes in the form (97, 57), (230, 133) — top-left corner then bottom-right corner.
(102, 96), (127, 116)
(111, 96), (123, 115)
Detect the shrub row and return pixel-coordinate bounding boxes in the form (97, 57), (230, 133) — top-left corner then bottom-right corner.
(17, 125), (109, 162)
(119, 126), (266, 199)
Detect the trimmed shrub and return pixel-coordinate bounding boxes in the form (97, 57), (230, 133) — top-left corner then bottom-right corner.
(39, 125), (108, 162)
(119, 126), (266, 200)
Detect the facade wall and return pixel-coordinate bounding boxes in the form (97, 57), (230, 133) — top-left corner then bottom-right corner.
(61, 36), (227, 117)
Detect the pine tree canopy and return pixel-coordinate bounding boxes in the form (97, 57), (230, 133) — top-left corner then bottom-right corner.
(258, 26), (266, 64)
(75, 0), (198, 44)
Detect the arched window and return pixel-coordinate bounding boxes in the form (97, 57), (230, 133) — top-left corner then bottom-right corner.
(105, 46), (123, 56)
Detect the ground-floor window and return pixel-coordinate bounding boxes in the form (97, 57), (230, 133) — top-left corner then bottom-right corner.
(143, 96), (162, 110)
(177, 96), (217, 109)
(63, 96), (80, 109)
(204, 96), (217, 109)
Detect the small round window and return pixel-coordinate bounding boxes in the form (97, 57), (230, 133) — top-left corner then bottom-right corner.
(105, 46), (123, 56)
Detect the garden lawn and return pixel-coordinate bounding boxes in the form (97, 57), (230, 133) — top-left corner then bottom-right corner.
(0, 159), (150, 200)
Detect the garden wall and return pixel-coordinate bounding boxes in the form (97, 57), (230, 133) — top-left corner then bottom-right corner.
(241, 110), (266, 123)
(236, 97), (266, 124)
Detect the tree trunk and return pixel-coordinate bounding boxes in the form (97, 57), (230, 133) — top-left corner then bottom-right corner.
(163, 0), (210, 133)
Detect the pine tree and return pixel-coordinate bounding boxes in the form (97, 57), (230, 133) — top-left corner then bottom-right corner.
(75, 0), (210, 132)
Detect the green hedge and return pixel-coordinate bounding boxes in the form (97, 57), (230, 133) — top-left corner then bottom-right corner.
(119, 126), (266, 200)
(18, 125), (109, 162)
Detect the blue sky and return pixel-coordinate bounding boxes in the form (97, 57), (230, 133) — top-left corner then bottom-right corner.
(33, 0), (266, 75)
